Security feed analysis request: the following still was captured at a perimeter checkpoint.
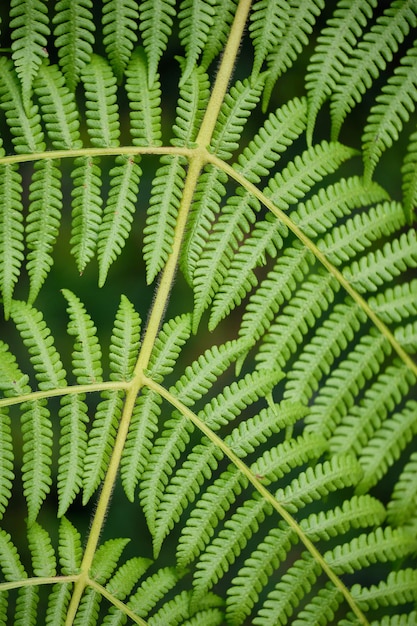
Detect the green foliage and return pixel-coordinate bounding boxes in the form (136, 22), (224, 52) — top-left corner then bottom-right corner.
(0, 1), (416, 625)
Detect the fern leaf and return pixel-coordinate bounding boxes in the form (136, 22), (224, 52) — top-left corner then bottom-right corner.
(147, 590), (191, 625)
(20, 399), (53, 524)
(97, 155), (142, 287)
(10, 300), (67, 390)
(70, 156), (103, 274)
(253, 554), (321, 626)
(0, 409), (13, 521)
(249, 0), (291, 80)
(292, 583), (344, 626)
(26, 159), (62, 303)
(57, 394), (89, 517)
(275, 455), (363, 514)
(62, 289), (103, 384)
(350, 569), (417, 611)
(53, 0), (95, 91)
(200, 0), (236, 69)
(138, 0), (176, 86)
(90, 538), (130, 585)
(234, 97), (307, 184)
(58, 516), (82, 575)
(402, 126), (417, 222)
(81, 54), (120, 147)
(395, 320), (417, 353)
(305, 0), (376, 144)
(0, 57), (45, 153)
(388, 451), (417, 526)
(147, 314), (192, 382)
(363, 40), (417, 182)
(193, 496), (273, 600)
(344, 229), (417, 293)
(368, 279), (417, 324)
(226, 524), (297, 626)
(105, 556), (152, 601)
(262, 0), (325, 108)
(325, 527), (417, 575)
(82, 390), (124, 504)
(178, 0), (215, 85)
(45, 584), (72, 626)
(0, 529), (26, 581)
(109, 294), (141, 382)
(10, 0), (50, 108)
(173, 59), (211, 146)
(73, 587), (101, 625)
(299, 494), (386, 541)
(34, 62), (82, 150)
(102, 0), (139, 80)
(357, 401), (417, 493)
(125, 47), (162, 147)
(0, 162), (24, 319)
(143, 155), (187, 284)
(0, 340), (31, 397)
(27, 521), (56, 576)
(284, 302), (366, 406)
(210, 76), (264, 160)
(331, 0), (417, 140)
(292, 175), (390, 238)
(126, 567), (180, 618)
(14, 587), (39, 626)
(317, 201), (406, 265)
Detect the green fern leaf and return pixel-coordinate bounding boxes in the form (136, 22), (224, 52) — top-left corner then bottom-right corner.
(126, 567), (180, 618)
(0, 162), (24, 319)
(81, 54), (120, 147)
(363, 40), (417, 182)
(57, 394), (89, 517)
(102, 0), (139, 80)
(200, 0), (235, 69)
(10, 0), (50, 109)
(331, 0), (417, 140)
(14, 587), (39, 626)
(97, 155), (142, 287)
(368, 279), (417, 324)
(138, 0), (176, 86)
(0, 529), (26, 581)
(262, 0), (325, 108)
(173, 60), (211, 146)
(395, 320), (417, 353)
(147, 313), (192, 382)
(292, 583), (344, 626)
(58, 516), (82, 575)
(70, 156), (103, 274)
(0, 341), (31, 397)
(0, 409), (13, 521)
(73, 587), (101, 626)
(90, 538), (130, 585)
(105, 556), (152, 600)
(45, 584), (72, 626)
(82, 390), (124, 504)
(350, 568), (417, 611)
(20, 399), (53, 524)
(62, 288), (103, 384)
(109, 295), (141, 382)
(53, 0), (95, 91)
(10, 300), (67, 390)
(388, 451), (417, 526)
(344, 229), (417, 293)
(305, 0), (376, 145)
(125, 47), (162, 147)
(34, 62), (82, 150)
(402, 126), (417, 222)
(27, 521), (56, 576)
(26, 159), (62, 304)
(249, 0), (291, 81)
(178, 0), (215, 85)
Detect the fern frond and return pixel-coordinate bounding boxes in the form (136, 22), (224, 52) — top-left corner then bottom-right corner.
(70, 156), (103, 274)
(90, 538), (130, 585)
(363, 40), (417, 182)
(178, 0), (215, 85)
(388, 451), (417, 526)
(0, 529), (26, 581)
(305, 0), (376, 145)
(0, 162), (24, 319)
(331, 0), (417, 140)
(249, 0), (291, 81)
(9, 300), (67, 390)
(126, 567), (180, 618)
(0, 340), (31, 397)
(253, 554), (321, 626)
(97, 155), (142, 287)
(350, 569), (417, 611)
(58, 516), (82, 575)
(53, 0), (95, 91)
(200, 0), (236, 70)
(147, 314), (192, 382)
(20, 399), (53, 524)
(344, 229), (417, 293)
(73, 587), (101, 625)
(138, 0), (176, 86)
(125, 48), (162, 147)
(10, 0), (50, 108)
(45, 584), (72, 625)
(292, 175), (390, 238)
(26, 159), (62, 304)
(173, 59), (211, 147)
(34, 62), (82, 150)
(0, 409), (13, 521)
(262, 0), (325, 108)
(292, 583), (344, 626)
(81, 54), (120, 147)
(14, 586), (39, 626)
(57, 394), (89, 517)
(105, 556), (152, 601)
(368, 279), (417, 324)
(210, 76), (264, 160)
(27, 521), (56, 576)
(82, 390), (124, 504)
(62, 288), (103, 384)
(395, 320), (417, 353)
(357, 401), (417, 493)
(234, 97), (307, 184)
(143, 155), (187, 284)
(102, 0), (139, 80)
(402, 125), (417, 222)
(109, 295), (141, 382)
